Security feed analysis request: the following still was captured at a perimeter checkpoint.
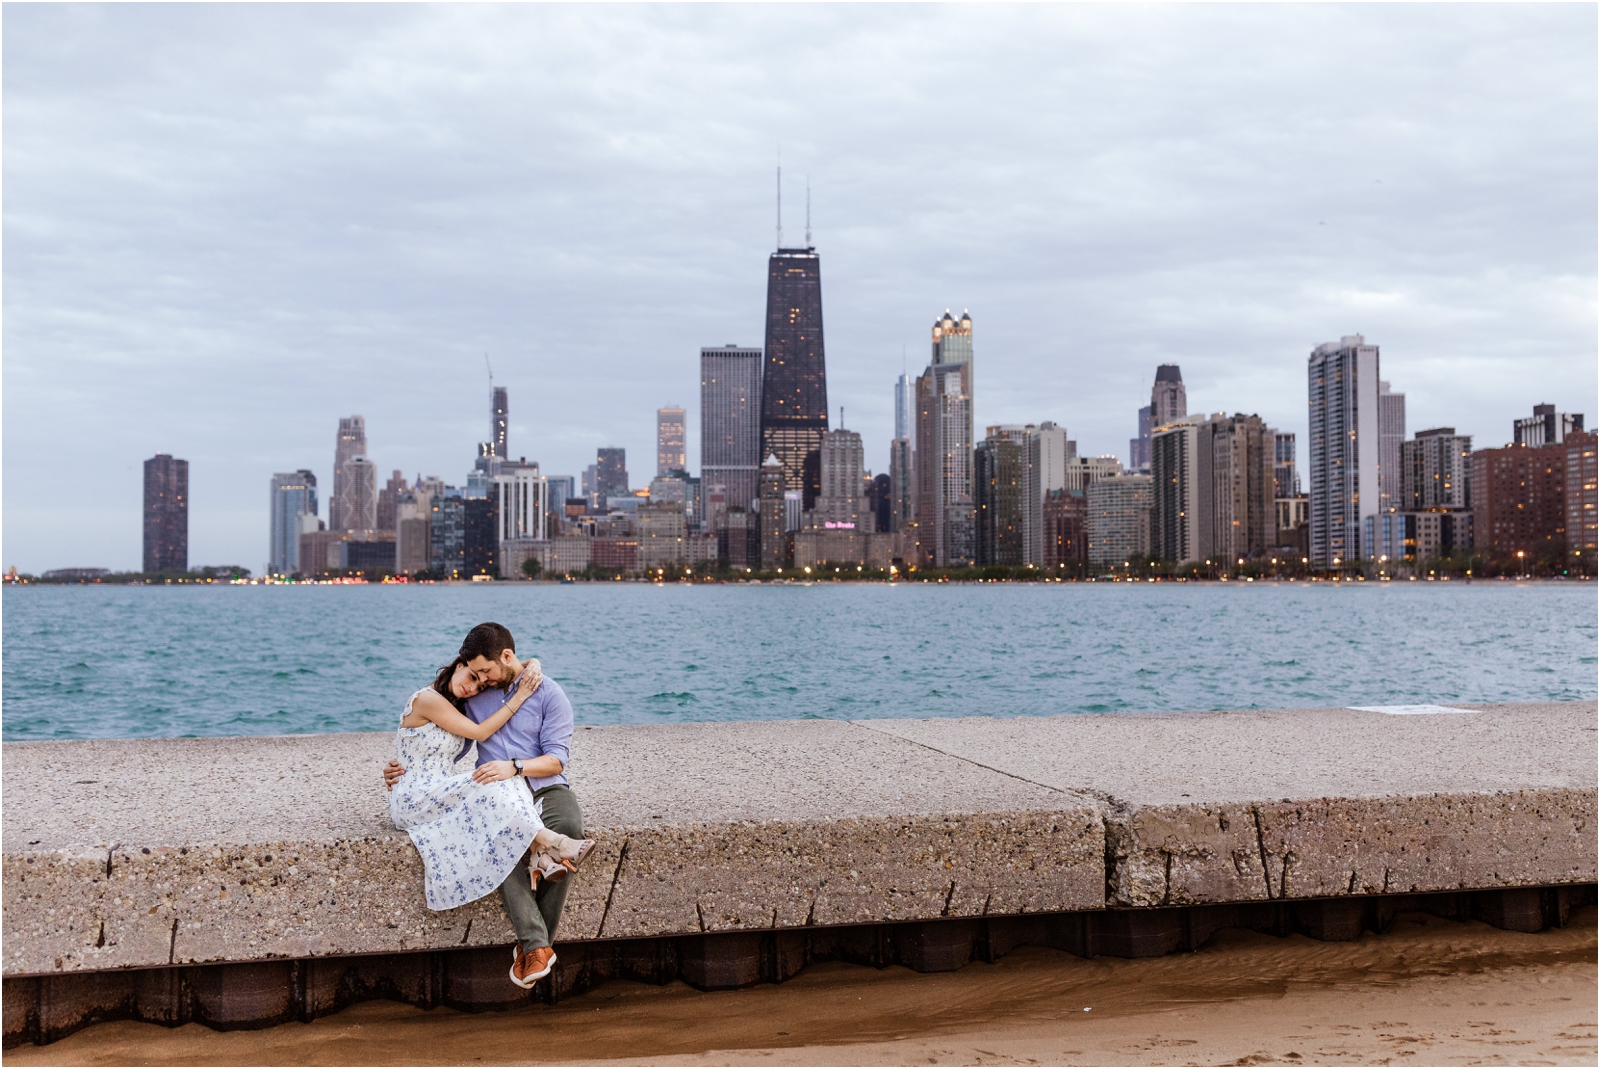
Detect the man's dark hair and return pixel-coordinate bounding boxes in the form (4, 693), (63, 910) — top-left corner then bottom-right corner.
(460, 622), (515, 663)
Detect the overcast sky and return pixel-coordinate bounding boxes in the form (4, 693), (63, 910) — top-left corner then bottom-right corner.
(4, 3), (1595, 573)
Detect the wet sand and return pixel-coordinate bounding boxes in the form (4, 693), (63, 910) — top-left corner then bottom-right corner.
(8, 908), (1596, 1067)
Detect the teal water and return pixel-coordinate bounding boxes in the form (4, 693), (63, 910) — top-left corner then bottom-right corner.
(2, 582), (1594, 740)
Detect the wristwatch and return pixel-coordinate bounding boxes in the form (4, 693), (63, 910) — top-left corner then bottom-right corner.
(513, 759), (525, 776)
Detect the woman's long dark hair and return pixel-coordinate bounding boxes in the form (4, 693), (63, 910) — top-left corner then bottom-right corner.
(431, 658), (469, 712)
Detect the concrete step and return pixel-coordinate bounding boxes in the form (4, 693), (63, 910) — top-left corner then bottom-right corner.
(6, 886), (1593, 1048)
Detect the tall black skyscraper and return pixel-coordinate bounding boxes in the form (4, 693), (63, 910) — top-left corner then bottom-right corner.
(143, 453), (189, 573)
(760, 246), (828, 510)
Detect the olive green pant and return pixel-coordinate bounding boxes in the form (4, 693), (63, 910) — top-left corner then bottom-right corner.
(500, 784), (584, 952)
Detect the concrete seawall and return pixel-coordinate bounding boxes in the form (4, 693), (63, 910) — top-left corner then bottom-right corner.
(4, 701), (1595, 1044)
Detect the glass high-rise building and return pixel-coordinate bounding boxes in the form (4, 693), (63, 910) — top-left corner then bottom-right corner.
(975, 435), (1025, 566)
(464, 495), (499, 577)
(143, 453), (189, 574)
(491, 387), (509, 458)
(702, 346), (763, 516)
(429, 487), (466, 577)
(1130, 405), (1153, 472)
(269, 470), (318, 576)
(894, 373), (915, 442)
(888, 437), (913, 534)
(596, 448), (629, 502)
(760, 246), (828, 510)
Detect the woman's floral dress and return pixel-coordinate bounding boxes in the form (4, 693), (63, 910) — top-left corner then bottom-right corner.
(388, 690), (547, 909)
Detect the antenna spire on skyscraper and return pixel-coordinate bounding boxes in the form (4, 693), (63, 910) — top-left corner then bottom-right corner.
(485, 353), (493, 386)
(805, 176), (812, 248)
(776, 152), (783, 249)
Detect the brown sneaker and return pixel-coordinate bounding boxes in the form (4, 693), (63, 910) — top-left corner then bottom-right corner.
(510, 945), (556, 989)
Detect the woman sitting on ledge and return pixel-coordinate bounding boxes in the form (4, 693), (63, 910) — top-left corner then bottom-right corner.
(389, 658), (595, 911)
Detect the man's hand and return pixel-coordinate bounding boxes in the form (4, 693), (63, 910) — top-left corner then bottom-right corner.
(472, 759), (517, 785)
(383, 760), (405, 791)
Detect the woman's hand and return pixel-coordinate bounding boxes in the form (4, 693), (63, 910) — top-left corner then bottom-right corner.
(515, 659), (543, 700)
(472, 760), (517, 785)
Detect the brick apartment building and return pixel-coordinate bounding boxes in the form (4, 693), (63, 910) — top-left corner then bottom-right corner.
(1566, 430), (1598, 557)
(1469, 442), (1567, 559)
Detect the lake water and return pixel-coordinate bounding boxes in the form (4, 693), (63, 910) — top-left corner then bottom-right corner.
(2, 581), (1594, 741)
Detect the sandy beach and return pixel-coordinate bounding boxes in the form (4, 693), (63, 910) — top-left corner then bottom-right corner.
(7, 908), (1595, 1067)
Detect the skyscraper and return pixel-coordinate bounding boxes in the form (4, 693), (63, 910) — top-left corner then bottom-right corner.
(1042, 489), (1087, 571)
(1307, 335), (1381, 567)
(1087, 474), (1153, 567)
(269, 470), (318, 576)
(582, 464), (600, 509)
(759, 454), (787, 570)
(657, 406), (687, 476)
(815, 427), (865, 529)
(1151, 365), (1186, 428)
(429, 487), (466, 577)
(1400, 428), (1472, 511)
(701, 345), (763, 515)
(337, 457), (378, 532)
(1026, 421), (1070, 567)
(914, 311), (975, 566)
(894, 373), (915, 441)
(143, 453), (188, 573)
(492, 386), (508, 458)
(1209, 414), (1276, 563)
(760, 246), (828, 510)
(872, 473), (892, 534)
(396, 482), (434, 578)
(888, 437), (913, 534)
(975, 434), (1024, 566)
(1151, 414), (1214, 565)
(546, 476), (576, 515)
(496, 463), (548, 577)
(464, 494), (499, 577)
(1130, 405), (1153, 472)
(377, 470), (408, 532)
(330, 416), (367, 531)
(595, 448), (629, 503)
(1378, 381), (1406, 513)
(1274, 432), (1300, 499)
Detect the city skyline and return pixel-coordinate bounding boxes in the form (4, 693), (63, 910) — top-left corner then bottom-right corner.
(4, 5), (1594, 571)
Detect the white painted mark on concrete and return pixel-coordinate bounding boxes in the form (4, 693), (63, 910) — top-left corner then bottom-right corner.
(1349, 704), (1479, 715)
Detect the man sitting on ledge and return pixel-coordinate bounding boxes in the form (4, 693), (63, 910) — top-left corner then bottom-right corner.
(384, 621), (585, 989)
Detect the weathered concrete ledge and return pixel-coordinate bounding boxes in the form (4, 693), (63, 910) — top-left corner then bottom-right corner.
(2, 702), (1595, 1043)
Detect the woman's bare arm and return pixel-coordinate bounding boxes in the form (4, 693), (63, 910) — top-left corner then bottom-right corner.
(410, 687), (523, 741)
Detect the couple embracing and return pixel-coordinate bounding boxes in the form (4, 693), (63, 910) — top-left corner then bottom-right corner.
(383, 621), (596, 989)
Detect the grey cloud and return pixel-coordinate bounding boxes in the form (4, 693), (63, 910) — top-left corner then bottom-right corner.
(3, 3), (1594, 570)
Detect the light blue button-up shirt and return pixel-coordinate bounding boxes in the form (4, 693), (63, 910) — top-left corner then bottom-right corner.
(457, 667), (573, 792)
